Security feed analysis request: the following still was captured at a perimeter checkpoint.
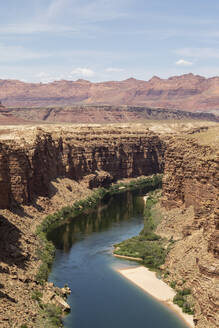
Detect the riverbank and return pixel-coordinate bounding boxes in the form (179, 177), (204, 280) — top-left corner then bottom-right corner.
(113, 190), (195, 327)
(117, 266), (194, 328)
(0, 177), (93, 327)
(36, 174), (162, 283)
(113, 254), (143, 261)
(0, 123), (217, 328)
(33, 174), (162, 326)
(1, 175), (156, 327)
(113, 190), (167, 271)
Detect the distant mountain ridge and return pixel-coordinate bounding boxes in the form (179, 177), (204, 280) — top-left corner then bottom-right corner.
(1, 104), (218, 125)
(1, 73), (219, 113)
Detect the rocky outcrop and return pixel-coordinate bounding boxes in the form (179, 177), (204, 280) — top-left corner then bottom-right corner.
(3, 105), (218, 124)
(1, 74), (219, 113)
(0, 124), (218, 327)
(0, 126), (164, 209)
(0, 125), (165, 327)
(161, 137), (219, 328)
(41, 283), (71, 312)
(0, 177), (93, 328)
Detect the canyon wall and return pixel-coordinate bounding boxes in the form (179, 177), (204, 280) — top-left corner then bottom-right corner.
(0, 124), (218, 327)
(0, 127), (164, 209)
(2, 105), (218, 124)
(162, 138), (219, 328)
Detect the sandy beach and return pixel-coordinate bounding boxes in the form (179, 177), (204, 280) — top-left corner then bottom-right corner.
(117, 266), (194, 328)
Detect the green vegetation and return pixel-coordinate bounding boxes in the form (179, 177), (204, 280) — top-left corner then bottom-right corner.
(114, 190), (170, 271)
(140, 193), (160, 238)
(108, 174), (162, 195)
(36, 174), (162, 285)
(173, 289), (194, 315)
(31, 288), (64, 328)
(36, 303), (63, 328)
(34, 175), (162, 326)
(113, 189), (195, 315)
(114, 235), (166, 270)
(170, 281), (177, 289)
(163, 271), (170, 279)
(35, 187), (108, 284)
(32, 290), (43, 302)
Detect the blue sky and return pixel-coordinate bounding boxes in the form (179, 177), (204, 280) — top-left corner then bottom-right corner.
(0, 0), (219, 82)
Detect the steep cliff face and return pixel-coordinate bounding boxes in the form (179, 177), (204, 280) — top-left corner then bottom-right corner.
(161, 137), (219, 328)
(0, 125), (165, 327)
(0, 124), (218, 327)
(3, 105), (218, 124)
(0, 126), (164, 209)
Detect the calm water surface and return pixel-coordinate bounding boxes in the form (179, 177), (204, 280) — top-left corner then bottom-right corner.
(48, 188), (188, 328)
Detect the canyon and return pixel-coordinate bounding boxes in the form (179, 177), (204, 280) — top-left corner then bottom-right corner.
(161, 132), (219, 327)
(0, 122), (218, 327)
(1, 74), (219, 114)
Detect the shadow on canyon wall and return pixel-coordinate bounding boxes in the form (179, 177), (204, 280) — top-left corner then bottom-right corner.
(0, 215), (28, 268)
(0, 282), (16, 303)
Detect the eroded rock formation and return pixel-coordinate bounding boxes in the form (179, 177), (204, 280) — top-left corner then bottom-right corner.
(1, 73), (219, 113)
(0, 124), (218, 327)
(2, 105), (218, 124)
(161, 137), (219, 328)
(0, 126), (164, 209)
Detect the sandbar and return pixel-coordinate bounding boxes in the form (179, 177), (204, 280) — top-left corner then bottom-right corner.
(113, 254), (143, 261)
(117, 266), (194, 328)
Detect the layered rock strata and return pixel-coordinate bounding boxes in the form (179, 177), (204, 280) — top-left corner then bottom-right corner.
(0, 125), (165, 327)
(0, 124), (218, 327)
(1, 105), (218, 124)
(0, 126), (164, 209)
(1, 73), (219, 113)
(161, 137), (219, 328)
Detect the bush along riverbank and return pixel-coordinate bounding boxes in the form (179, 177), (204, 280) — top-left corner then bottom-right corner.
(33, 174), (162, 327)
(113, 190), (196, 318)
(173, 289), (195, 315)
(114, 190), (172, 271)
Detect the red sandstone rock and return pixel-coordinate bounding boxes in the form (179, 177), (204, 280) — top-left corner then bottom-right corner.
(0, 127), (164, 209)
(161, 136), (219, 328)
(0, 125), (218, 327)
(1, 74), (219, 113)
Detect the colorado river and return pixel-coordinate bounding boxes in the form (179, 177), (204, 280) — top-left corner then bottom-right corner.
(48, 188), (188, 328)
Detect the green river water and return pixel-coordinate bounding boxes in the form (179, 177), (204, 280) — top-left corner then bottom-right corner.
(48, 187), (188, 328)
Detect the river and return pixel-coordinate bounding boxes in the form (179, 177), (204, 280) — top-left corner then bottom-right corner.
(48, 187), (188, 328)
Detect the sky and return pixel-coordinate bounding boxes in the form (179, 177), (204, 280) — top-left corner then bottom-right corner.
(0, 0), (219, 83)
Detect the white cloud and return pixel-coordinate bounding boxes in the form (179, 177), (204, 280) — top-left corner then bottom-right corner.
(105, 67), (125, 73)
(36, 72), (52, 83)
(70, 67), (95, 78)
(36, 72), (48, 78)
(35, 71), (66, 83)
(3, 62), (219, 85)
(175, 59), (193, 66)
